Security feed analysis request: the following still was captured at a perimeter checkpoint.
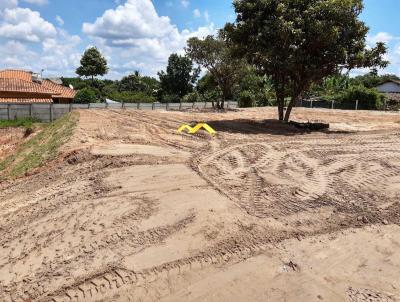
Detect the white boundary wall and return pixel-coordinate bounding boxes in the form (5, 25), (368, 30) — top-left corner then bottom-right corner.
(0, 101), (238, 122)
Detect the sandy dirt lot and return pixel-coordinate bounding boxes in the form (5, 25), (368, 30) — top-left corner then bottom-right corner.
(1, 107), (400, 302)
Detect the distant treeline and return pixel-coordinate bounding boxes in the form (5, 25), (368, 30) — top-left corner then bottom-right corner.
(63, 68), (399, 111)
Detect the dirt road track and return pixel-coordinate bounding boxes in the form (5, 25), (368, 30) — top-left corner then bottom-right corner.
(1, 107), (400, 302)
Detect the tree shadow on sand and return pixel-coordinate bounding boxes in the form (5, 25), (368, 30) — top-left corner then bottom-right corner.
(206, 119), (355, 136)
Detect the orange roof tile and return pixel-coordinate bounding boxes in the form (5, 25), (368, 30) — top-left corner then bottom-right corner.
(0, 78), (57, 95)
(42, 80), (76, 99)
(0, 98), (53, 104)
(0, 70), (33, 82)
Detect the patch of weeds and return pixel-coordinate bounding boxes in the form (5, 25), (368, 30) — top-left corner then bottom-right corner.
(0, 118), (40, 129)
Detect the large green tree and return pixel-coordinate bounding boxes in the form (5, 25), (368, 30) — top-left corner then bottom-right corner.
(158, 53), (200, 99)
(76, 47), (109, 82)
(225, 0), (388, 121)
(186, 33), (244, 109)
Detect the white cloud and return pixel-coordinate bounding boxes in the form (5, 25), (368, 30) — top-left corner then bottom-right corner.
(0, 0), (216, 78)
(0, 0), (18, 10)
(192, 9), (211, 22)
(367, 32), (394, 45)
(204, 10), (210, 22)
(349, 67), (371, 77)
(82, 0), (215, 77)
(0, 40), (38, 69)
(396, 45), (400, 56)
(370, 34), (400, 76)
(83, 0), (176, 41)
(0, 31), (82, 77)
(55, 15), (64, 26)
(193, 9), (201, 18)
(40, 30), (81, 71)
(0, 7), (56, 42)
(0, 3), (81, 77)
(181, 0), (189, 8)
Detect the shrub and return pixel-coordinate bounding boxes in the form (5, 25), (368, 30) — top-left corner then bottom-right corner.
(336, 86), (384, 110)
(74, 88), (99, 103)
(162, 94), (181, 103)
(182, 91), (201, 103)
(237, 90), (256, 108)
(105, 91), (155, 103)
(235, 89), (271, 108)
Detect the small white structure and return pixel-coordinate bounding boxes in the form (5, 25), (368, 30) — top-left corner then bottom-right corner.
(105, 98), (120, 104)
(376, 80), (400, 93)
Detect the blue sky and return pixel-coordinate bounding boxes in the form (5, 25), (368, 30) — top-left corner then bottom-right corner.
(0, 0), (399, 79)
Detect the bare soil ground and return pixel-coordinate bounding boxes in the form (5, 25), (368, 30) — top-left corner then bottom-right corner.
(0, 128), (27, 161)
(1, 107), (400, 302)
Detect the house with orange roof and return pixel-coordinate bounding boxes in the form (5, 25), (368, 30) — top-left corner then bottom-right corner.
(0, 70), (76, 104)
(41, 79), (77, 103)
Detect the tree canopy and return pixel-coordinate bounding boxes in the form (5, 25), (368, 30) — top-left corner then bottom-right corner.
(73, 87), (98, 104)
(352, 72), (400, 88)
(76, 47), (109, 81)
(116, 71), (160, 97)
(158, 53), (200, 99)
(225, 0), (388, 121)
(186, 32), (245, 109)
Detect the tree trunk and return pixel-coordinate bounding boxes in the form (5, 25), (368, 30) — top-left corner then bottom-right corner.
(284, 95), (299, 122)
(278, 102), (284, 121)
(276, 91), (285, 121)
(220, 96), (225, 110)
(216, 99), (221, 110)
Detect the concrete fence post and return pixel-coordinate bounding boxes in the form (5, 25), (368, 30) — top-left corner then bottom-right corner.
(69, 103), (72, 112)
(355, 100), (359, 111)
(152, 102), (155, 110)
(204, 101), (207, 109)
(227, 101), (230, 109)
(7, 104), (11, 121)
(122, 101), (125, 109)
(50, 103), (54, 122)
(179, 102), (182, 110)
(88, 103), (90, 109)
(331, 101), (335, 110)
(192, 102), (195, 109)
(29, 104), (33, 118)
(166, 102), (169, 111)
(310, 100), (313, 108)
(137, 102), (140, 110)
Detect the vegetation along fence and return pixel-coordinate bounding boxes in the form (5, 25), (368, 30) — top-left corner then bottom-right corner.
(0, 101), (239, 122)
(299, 98), (396, 111)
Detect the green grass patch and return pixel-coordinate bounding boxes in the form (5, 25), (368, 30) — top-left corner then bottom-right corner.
(0, 118), (40, 129)
(0, 112), (79, 180)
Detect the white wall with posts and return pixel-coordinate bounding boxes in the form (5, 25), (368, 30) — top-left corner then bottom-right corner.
(0, 101), (238, 122)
